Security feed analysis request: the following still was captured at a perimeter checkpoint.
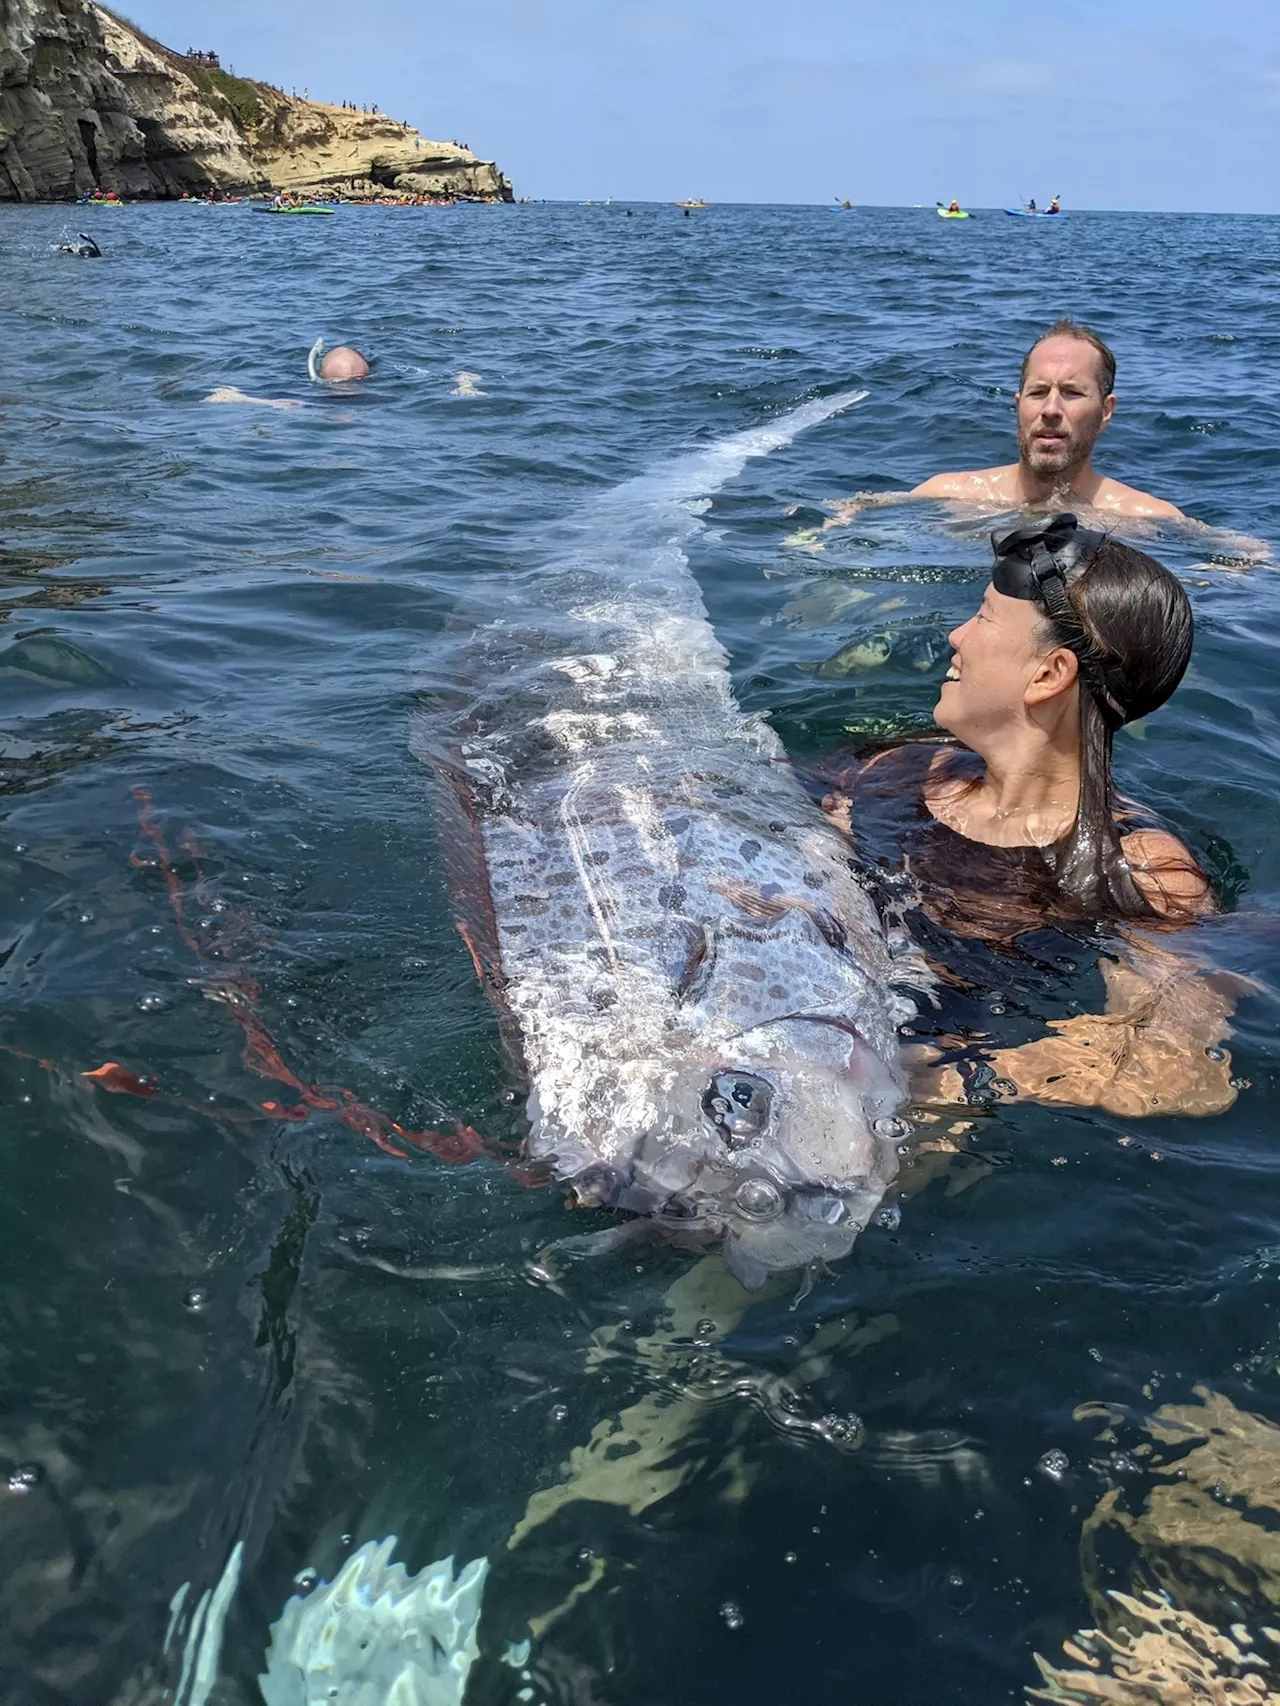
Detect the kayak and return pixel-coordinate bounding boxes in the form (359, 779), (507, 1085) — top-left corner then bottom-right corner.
(936, 208), (970, 219)
(82, 198), (124, 207)
(253, 205), (336, 216)
(1004, 207), (1069, 220)
(828, 206), (857, 214)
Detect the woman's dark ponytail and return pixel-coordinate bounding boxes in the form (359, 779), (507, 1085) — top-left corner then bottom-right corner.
(1040, 539), (1195, 919)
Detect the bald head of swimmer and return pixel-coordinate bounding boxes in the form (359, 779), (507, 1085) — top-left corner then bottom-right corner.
(316, 345), (370, 381)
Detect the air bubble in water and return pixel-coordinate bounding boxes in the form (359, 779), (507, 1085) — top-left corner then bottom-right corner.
(719, 1601), (744, 1630)
(820, 1413), (864, 1446)
(695, 1318), (717, 1341)
(550, 1404), (568, 1424)
(874, 1116), (910, 1141)
(783, 1551), (797, 1564)
(1038, 1449), (1070, 1480)
(7, 1464), (41, 1494)
(136, 992), (170, 1013)
(183, 1286), (209, 1311)
(875, 1203), (901, 1231)
(293, 1567), (318, 1592)
(1206, 1045), (1226, 1061)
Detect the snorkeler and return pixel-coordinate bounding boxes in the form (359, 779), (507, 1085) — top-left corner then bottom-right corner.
(825, 320), (1186, 526)
(821, 514), (1239, 1119)
(308, 339), (370, 382)
(55, 233), (101, 258)
(204, 338), (371, 407)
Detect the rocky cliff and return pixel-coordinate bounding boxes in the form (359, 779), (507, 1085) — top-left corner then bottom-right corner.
(0, 0), (512, 201)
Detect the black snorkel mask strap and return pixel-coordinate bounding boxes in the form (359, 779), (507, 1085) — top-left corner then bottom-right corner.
(990, 513), (1127, 723)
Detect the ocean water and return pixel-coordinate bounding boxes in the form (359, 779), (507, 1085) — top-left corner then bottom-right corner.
(2, 200), (1280, 1704)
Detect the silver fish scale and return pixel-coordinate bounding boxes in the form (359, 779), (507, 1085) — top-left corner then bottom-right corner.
(419, 392), (919, 1281)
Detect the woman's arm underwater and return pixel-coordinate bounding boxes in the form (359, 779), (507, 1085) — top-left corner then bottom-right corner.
(911, 937), (1243, 1119)
(818, 782), (1241, 1120)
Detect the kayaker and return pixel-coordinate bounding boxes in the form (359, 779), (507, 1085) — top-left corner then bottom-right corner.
(826, 320), (1187, 523)
(948, 199), (960, 213)
(1028, 198), (1036, 211)
(818, 515), (1239, 1119)
(1048, 195), (1061, 214)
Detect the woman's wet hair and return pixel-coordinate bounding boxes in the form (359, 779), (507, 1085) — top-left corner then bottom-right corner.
(1037, 536), (1195, 917)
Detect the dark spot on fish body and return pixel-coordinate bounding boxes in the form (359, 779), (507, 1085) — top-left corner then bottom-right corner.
(584, 850), (611, 866)
(769, 985), (787, 999)
(547, 870), (577, 887)
(739, 839), (762, 862)
(768, 820), (787, 835)
(559, 905), (575, 919)
(658, 883), (687, 908)
(729, 961), (766, 983)
(590, 986), (617, 1010)
(802, 871), (826, 888)
(510, 896), (550, 917)
(667, 816), (690, 835)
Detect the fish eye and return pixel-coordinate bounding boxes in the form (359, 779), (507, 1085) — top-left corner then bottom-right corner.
(703, 1071), (773, 1145)
(734, 1177), (783, 1220)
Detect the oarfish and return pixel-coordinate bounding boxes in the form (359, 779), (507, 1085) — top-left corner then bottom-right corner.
(414, 393), (924, 1286)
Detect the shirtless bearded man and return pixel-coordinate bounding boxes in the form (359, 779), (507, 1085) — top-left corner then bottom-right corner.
(913, 319), (1181, 519)
(820, 319), (1189, 533)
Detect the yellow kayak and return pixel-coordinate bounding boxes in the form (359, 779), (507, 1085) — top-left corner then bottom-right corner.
(936, 207), (970, 219)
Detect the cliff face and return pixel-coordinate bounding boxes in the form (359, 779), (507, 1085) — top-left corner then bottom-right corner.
(0, 0), (512, 201)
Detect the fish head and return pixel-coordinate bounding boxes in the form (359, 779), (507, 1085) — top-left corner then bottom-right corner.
(557, 900), (912, 1287)
(672, 1011), (905, 1288)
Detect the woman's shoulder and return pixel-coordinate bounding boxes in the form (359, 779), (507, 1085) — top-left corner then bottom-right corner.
(1120, 826), (1214, 918)
(857, 738), (973, 790)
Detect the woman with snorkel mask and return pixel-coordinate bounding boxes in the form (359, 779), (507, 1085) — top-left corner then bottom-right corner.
(822, 514), (1241, 1119)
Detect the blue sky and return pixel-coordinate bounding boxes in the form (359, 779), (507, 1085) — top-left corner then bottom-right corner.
(127, 0), (1279, 210)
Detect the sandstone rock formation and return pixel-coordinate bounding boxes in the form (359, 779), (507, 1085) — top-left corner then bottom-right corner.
(0, 0), (512, 201)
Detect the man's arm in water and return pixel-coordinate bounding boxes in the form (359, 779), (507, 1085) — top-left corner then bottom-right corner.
(822, 466), (1022, 528)
(204, 386), (301, 411)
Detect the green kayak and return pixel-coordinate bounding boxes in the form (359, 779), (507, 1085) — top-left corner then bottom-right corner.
(253, 205), (336, 217)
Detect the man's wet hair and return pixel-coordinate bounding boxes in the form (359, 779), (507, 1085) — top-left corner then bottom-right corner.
(1020, 319), (1117, 397)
